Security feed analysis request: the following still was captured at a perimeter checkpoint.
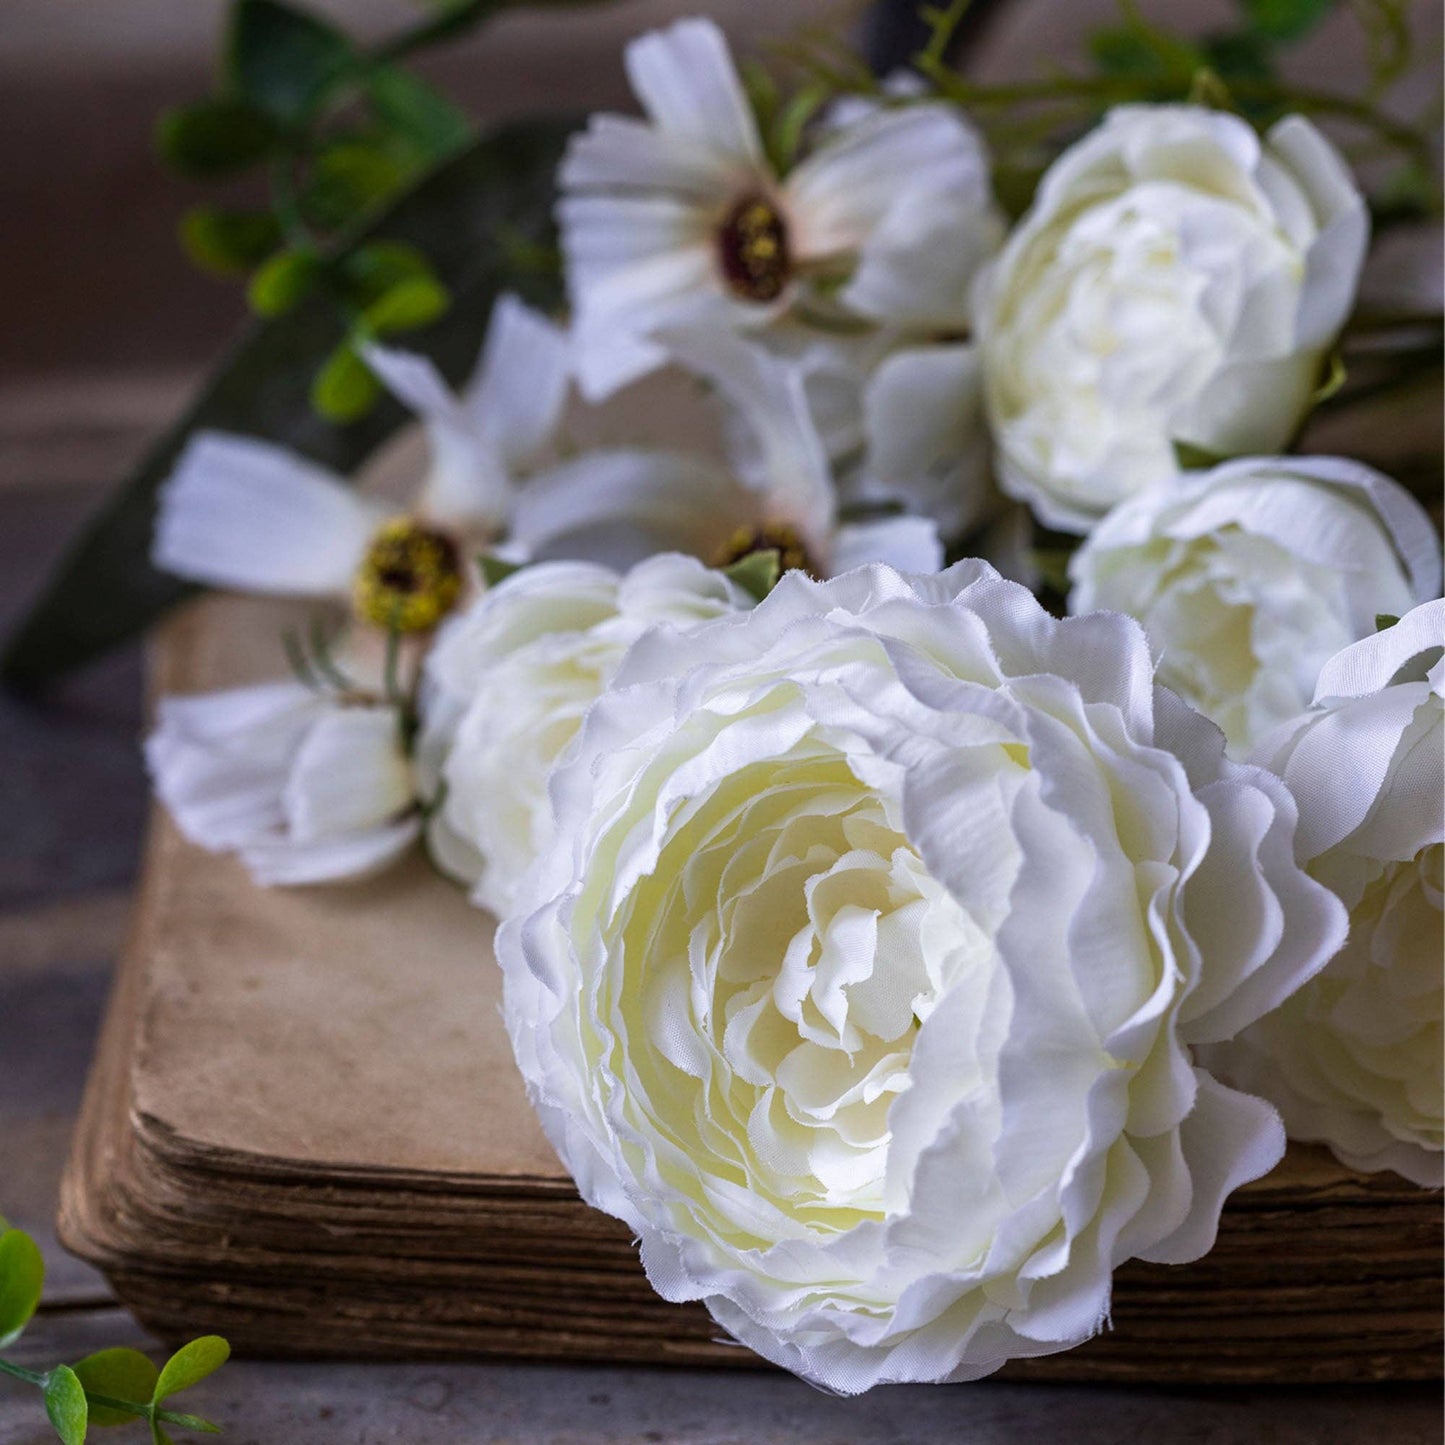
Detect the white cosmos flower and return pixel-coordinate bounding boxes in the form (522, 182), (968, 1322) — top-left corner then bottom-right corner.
(1068, 456), (1441, 753)
(152, 295), (572, 631)
(1207, 603), (1445, 1186)
(147, 681), (419, 886)
(975, 105), (1368, 531)
(417, 553), (750, 915)
(663, 326), (944, 576)
(498, 560), (1345, 1391)
(560, 18), (1002, 399)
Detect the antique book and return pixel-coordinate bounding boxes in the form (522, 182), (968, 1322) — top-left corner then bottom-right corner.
(58, 591), (1443, 1383)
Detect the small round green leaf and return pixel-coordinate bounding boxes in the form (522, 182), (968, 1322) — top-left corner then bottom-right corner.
(179, 209), (284, 277)
(153, 1336), (230, 1405)
(311, 343), (380, 423)
(362, 277), (450, 334)
(0, 1227), (45, 1346)
(44, 1364), (88, 1445)
(227, 0), (356, 125)
(247, 248), (322, 317)
(155, 100), (275, 178)
(305, 142), (405, 229)
(339, 240), (432, 304)
(73, 1348), (160, 1428)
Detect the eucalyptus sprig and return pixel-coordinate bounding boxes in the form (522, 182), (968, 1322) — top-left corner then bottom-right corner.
(0, 1219), (229, 1444)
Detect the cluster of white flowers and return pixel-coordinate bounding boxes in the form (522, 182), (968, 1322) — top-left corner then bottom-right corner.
(143, 14), (1441, 1391)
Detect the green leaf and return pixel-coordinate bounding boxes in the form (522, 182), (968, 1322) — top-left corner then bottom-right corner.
(44, 1365), (88, 1445)
(247, 247), (322, 317)
(723, 548), (782, 602)
(180, 208), (284, 276)
(227, 0), (355, 126)
(312, 341), (380, 421)
(340, 240), (433, 304)
(366, 63), (472, 161)
(477, 553), (524, 588)
(0, 1226), (45, 1346)
(156, 99), (276, 178)
(1375, 613), (1401, 632)
(73, 1348), (160, 1428)
(362, 276), (450, 334)
(306, 141), (406, 228)
(3, 119), (569, 687)
(153, 1337), (230, 1405)
(1202, 29), (1276, 84)
(1240, 0), (1335, 43)
(767, 83), (829, 172)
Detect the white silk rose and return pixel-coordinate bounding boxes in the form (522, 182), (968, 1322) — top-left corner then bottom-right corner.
(416, 553), (750, 916)
(1207, 603), (1444, 1186)
(1068, 456), (1442, 753)
(974, 105), (1367, 531)
(498, 561), (1346, 1390)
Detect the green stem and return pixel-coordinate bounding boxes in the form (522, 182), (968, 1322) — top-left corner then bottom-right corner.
(0, 1358), (45, 1387)
(373, 0), (498, 64)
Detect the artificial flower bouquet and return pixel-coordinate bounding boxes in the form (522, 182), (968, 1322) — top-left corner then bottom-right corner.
(14, 0), (1442, 1393)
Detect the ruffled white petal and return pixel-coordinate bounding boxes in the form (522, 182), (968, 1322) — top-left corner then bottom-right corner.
(153, 432), (382, 596)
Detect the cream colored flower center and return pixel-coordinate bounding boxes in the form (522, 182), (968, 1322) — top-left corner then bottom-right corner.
(604, 734), (988, 1236)
(717, 192), (791, 303)
(353, 516), (463, 633)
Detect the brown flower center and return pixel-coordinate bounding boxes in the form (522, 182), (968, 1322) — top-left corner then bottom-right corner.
(353, 517), (463, 633)
(717, 193), (791, 303)
(712, 522), (815, 578)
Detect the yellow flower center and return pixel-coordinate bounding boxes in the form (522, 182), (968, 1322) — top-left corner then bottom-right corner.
(713, 522), (815, 578)
(717, 193), (791, 303)
(352, 516), (463, 633)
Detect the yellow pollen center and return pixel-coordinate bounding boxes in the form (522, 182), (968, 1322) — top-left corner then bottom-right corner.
(353, 516), (463, 633)
(713, 522), (815, 578)
(717, 193), (791, 303)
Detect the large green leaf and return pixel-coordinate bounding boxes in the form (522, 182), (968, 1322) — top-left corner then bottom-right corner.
(2, 118), (569, 688)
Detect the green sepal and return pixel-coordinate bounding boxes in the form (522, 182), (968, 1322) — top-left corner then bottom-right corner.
(477, 553), (525, 589)
(0, 1226), (45, 1347)
(155, 98), (276, 178)
(312, 341), (381, 422)
(152, 1337), (230, 1406)
(43, 1365), (88, 1445)
(73, 1348), (160, 1428)
(226, 0), (356, 126)
(247, 248), (323, 317)
(723, 548), (782, 603)
(179, 208), (284, 277)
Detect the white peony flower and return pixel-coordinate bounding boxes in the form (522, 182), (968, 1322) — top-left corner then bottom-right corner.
(1207, 602), (1445, 1186)
(1068, 456), (1441, 753)
(147, 681), (419, 886)
(975, 105), (1368, 531)
(152, 295), (572, 633)
(559, 18), (1003, 399)
(418, 553), (751, 915)
(498, 561), (1345, 1390)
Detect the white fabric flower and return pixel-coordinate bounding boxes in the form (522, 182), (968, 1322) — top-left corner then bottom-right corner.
(147, 682), (419, 886)
(663, 326), (944, 576)
(1068, 456), (1441, 753)
(152, 295), (571, 621)
(975, 105), (1368, 531)
(498, 560), (1345, 1390)
(418, 553), (751, 915)
(1207, 602), (1445, 1186)
(560, 18), (1002, 399)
